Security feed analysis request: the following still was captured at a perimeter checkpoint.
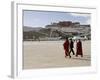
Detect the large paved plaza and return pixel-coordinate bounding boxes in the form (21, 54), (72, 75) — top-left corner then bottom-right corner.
(23, 40), (91, 69)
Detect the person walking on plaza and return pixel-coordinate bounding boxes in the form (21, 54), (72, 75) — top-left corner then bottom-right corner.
(63, 37), (71, 58)
(69, 39), (75, 57)
(76, 39), (83, 57)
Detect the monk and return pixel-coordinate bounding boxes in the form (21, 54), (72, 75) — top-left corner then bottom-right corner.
(76, 39), (83, 57)
(69, 39), (75, 56)
(63, 38), (71, 58)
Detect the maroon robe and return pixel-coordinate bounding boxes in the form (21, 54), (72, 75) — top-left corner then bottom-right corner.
(76, 41), (83, 56)
(63, 40), (69, 56)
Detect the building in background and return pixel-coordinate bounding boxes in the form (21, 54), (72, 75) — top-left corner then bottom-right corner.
(23, 21), (91, 41)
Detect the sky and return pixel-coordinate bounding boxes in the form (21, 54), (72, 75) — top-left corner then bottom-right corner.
(23, 10), (91, 27)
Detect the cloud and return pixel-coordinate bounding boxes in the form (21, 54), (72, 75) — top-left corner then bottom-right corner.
(70, 13), (90, 17)
(69, 13), (91, 24)
(85, 18), (91, 24)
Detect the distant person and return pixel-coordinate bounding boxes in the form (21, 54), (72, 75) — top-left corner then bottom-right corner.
(69, 39), (75, 57)
(63, 37), (71, 58)
(76, 39), (83, 57)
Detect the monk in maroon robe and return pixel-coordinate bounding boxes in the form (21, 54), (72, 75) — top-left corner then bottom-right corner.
(63, 38), (71, 58)
(76, 39), (83, 57)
